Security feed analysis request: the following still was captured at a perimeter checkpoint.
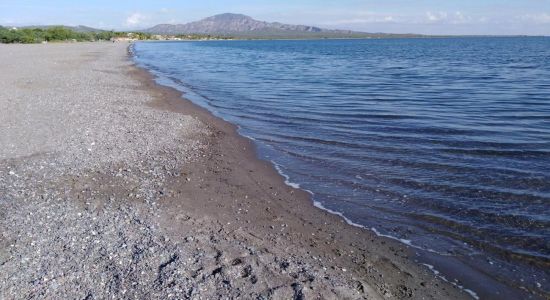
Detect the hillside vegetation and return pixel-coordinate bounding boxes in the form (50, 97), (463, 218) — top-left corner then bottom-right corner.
(0, 26), (150, 44)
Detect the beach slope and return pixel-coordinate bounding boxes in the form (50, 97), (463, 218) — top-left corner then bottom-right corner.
(0, 43), (468, 299)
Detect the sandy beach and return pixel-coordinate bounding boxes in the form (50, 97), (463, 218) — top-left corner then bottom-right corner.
(0, 42), (470, 299)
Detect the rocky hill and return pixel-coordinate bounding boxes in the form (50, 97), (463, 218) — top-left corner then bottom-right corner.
(144, 13), (398, 38)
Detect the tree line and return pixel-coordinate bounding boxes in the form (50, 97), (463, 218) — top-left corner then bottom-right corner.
(0, 26), (151, 44)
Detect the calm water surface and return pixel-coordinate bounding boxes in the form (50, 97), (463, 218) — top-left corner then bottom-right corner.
(133, 38), (550, 298)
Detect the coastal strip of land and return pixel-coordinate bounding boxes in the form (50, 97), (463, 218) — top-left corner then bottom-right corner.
(0, 42), (468, 299)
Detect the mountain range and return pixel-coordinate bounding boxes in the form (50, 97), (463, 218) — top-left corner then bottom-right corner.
(3, 14), (423, 39)
(144, 13), (420, 39)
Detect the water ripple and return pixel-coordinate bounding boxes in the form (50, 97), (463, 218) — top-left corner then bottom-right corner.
(134, 38), (550, 295)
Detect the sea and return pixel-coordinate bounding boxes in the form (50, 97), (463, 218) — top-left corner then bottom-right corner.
(132, 37), (550, 299)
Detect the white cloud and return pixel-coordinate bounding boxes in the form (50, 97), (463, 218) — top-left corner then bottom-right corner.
(454, 11), (465, 22)
(519, 13), (550, 24)
(321, 10), (478, 27)
(125, 12), (146, 27)
(425, 11), (473, 24)
(426, 11), (448, 22)
(320, 11), (401, 25)
(123, 9), (177, 28)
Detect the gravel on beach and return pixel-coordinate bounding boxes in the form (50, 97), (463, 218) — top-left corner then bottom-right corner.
(0, 43), (469, 300)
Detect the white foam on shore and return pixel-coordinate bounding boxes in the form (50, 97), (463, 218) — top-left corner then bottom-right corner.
(313, 197), (449, 255)
(270, 160), (449, 255)
(271, 155), (480, 300)
(271, 161), (304, 190)
(239, 131), (257, 141)
(422, 264), (480, 300)
(270, 159), (480, 299)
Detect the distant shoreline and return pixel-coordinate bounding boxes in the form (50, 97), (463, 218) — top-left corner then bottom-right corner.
(139, 35), (548, 41)
(2, 24), (546, 45)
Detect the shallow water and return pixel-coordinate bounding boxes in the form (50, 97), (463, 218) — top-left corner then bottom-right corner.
(133, 38), (550, 297)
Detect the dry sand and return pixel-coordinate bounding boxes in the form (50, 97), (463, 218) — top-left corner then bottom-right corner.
(0, 42), (470, 299)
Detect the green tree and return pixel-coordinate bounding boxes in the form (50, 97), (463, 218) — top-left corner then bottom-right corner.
(45, 26), (73, 41)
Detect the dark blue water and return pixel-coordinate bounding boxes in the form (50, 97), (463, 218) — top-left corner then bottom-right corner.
(133, 38), (550, 297)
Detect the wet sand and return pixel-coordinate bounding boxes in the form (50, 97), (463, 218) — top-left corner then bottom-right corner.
(0, 42), (469, 299)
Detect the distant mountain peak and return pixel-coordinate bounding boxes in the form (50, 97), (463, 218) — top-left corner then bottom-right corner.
(206, 13), (253, 21)
(144, 13), (359, 37)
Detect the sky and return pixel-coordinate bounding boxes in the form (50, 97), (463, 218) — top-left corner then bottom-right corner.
(1, 0), (549, 35)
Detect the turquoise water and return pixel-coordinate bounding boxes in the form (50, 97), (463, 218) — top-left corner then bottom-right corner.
(133, 38), (550, 298)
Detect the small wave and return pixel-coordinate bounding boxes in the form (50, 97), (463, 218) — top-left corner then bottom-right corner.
(440, 148), (550, 158)
(271, 161), (307, 191)
(421, 264), (480, 300)
(310, 194), (451, 256)
(271, 160), (454, 256)
(239, 132), (257, 141)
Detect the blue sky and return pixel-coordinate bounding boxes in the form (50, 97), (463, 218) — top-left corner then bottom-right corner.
(1, 0), (549, 35)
